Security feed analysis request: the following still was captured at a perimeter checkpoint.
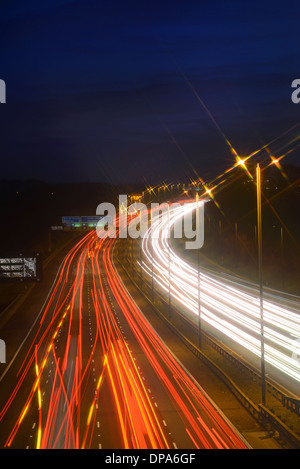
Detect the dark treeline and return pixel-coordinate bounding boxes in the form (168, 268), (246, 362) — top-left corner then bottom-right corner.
(0, 179), (143, 256)
(1, 162), (299, 295)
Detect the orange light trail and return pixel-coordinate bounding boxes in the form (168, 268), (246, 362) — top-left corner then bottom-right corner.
(0, 215), (249, 449)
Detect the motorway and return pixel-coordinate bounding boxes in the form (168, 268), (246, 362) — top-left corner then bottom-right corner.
(140, 201), (300, 396)
(0, 226), (250, 449)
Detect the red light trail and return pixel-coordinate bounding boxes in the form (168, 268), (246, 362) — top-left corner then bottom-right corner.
(0, 220), (248, 449)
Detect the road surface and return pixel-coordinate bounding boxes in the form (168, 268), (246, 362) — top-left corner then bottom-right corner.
(0, 226), (250, 449)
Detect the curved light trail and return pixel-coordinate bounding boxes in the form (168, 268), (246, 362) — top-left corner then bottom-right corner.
(141, 202), (300, 384)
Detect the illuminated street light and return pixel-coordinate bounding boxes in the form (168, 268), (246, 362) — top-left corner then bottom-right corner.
(256, 163), (266, 406)
(236, 157), (247, 169)
(235, 158), (266, 404)
(196, 190), (202, 351)
(167, 202), (171, 320)
(181, 186), (203, 350)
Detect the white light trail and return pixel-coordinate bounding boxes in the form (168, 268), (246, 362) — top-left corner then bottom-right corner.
(141, 202), (300, 383)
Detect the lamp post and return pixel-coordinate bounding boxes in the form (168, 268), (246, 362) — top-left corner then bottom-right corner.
(280, 226), (284, 290)
(168, 203), (171, 320)
(196, 190), (202, 351)
(256, 163), (266, 405)
(184, 185), (203, 350)
(150, 206), (154, 302)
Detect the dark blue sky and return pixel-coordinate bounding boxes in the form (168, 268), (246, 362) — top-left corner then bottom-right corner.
(0, 0), (300, 184)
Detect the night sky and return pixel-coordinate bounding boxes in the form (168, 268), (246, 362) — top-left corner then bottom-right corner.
(1, 0), (300, 185)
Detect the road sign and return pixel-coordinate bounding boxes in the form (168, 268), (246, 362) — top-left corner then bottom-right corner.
(62, 216), (81, 227)
(81, 216), (101, 226)
(62, 216), (111, 229)
(0, 253), (42, 283)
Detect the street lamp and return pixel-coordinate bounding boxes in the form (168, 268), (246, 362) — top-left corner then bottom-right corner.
(167, 202), (171, 320)
(196, 190), (202, 351)
(150, 206), (154, 302)
(236, 161), (266, 404)
(256, 163), (266, 405)
(182, 186), (203, 350)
